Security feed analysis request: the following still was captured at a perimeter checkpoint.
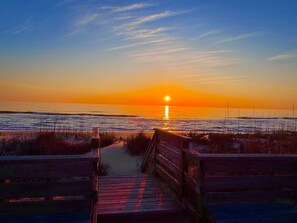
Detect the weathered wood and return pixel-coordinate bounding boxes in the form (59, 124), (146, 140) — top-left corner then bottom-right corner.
(204, 190), (297, 204)
(201, 158), (297, 175)
(156, 143), (179, 166)
(154, 128), (191, 141)
(155, 164), (179, 193)
(98, 175), (186, 222)
(0, 154), (97, 164)
(0, 199), (91, 216)
(155, 129), (190, 149)
(0, 142), (99, 223)
(203, 175), (297, 192)
(141, 133), (156, 172)
(156, 154), (179, 176)
(0, 181), (92, 199)
(0, 212), (90, 223)
(183, 173), (200, 195)
(0, 161), (93, 178)
(197, 153), (297, 160)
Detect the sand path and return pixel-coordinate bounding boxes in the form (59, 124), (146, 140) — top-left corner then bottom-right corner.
(100, 142), (143, 176)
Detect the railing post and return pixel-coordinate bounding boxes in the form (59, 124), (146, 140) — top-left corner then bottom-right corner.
(179, 139), (190, 199)
(153, 130), (158, 175)
(91, 127), (100, 223)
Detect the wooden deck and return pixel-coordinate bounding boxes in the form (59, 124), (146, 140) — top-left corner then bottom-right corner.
(97, 175), (191, 223)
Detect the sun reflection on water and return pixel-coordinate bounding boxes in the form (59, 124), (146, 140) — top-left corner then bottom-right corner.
(164, 105), (169, 120)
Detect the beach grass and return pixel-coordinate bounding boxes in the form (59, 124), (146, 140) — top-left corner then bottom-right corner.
(186, 130), (297, 154)
(125, 132), (152, 155)
(0, 130), (116, 156)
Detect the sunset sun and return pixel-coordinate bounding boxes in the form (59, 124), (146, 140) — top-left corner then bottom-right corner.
(164, 95), (171, 102)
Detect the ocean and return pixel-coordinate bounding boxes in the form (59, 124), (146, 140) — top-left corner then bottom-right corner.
(0, 102), (296, 132)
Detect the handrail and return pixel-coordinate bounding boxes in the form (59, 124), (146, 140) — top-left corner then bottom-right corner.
(0, 134), (100, 223)
(154, 128), (191, 140)
(142, 129), (297, 223)
(141, 129), (202, 222)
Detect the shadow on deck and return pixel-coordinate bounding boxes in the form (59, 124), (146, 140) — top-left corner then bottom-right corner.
(97, 175), (191, 223)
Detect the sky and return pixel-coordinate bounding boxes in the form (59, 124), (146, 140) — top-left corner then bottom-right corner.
(0, 0), (297, 109)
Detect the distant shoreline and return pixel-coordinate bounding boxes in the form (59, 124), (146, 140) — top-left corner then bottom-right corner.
(0, 111), (137, 118)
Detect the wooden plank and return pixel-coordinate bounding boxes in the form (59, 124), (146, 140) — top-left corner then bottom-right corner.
(155, 164), (179, 193)
(202, 159), (297, 175)
(156, 154), (179, 176)
(0, 213), (89, 223)
(204, 190), (297, 204)
(183, 173), (200, 195)
(99, 189), (166, 197)
(98, 202), (182, 214)
(156, 144), (179, 166)
(0, 200), (91, 216)
(203, 175), (297, 192)
(141, 133), (156, 172)
(98, 197), (175, 205)
(99, 193), (167, 201)
(0, 154), (97, 164)
(198, 153), (297, 160)
(154, 128), (191, 141)
(0, 181), (92, 199)
(0, 161), (93, 178)
(99, 183), (161, 190)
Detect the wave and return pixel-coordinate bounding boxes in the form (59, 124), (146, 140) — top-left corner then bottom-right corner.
(234, 116), (297, 120)
(0, 111), (138, 118)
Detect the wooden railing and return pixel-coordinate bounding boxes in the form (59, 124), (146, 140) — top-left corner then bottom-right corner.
(141, 129), (202, 220)
(142, 129), (297, 222)
(0, 138), (100, 223)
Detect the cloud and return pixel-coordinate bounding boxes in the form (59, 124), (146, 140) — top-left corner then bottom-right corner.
(110, 3), (152, 12)
(6, 22), (31, 35)
(75, 13), (98, 27)
(123, 27), (173, 40)
(268, 50), (297, 61)
(107, 38), (171, 51)
(120, 11), (177, 29)
(188, 76), (244, 84)
(192, 29), (223, 40)
(214, 32), (262, 45)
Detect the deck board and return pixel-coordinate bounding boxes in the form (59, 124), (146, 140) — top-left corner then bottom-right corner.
(98, 175), (189, 222)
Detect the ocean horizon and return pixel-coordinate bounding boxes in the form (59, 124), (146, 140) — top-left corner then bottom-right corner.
(0, 102), (296, 132)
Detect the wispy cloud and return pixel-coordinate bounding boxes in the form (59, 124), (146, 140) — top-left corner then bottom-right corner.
(192, 29), (223, 40)
(117, 11), (178, 29)
(214, 32), (262, 45)
(107, 38), (172, 51)
(268, 50), (297, 61)
(187, 76), (244, 85)
(105, 3), (152, 13)
(75, 13), (98, 27)
(123, 27), (173, 40)
(6, 21), (31, 35)
(65, 2), (242, 74)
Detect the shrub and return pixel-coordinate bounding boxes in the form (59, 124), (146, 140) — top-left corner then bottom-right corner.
(125, 132), (151, 155)
(100, 132), (116, 148)
(0, 131), (91, 156)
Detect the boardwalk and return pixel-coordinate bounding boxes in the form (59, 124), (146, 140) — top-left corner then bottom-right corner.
(98, 175), (191, 223)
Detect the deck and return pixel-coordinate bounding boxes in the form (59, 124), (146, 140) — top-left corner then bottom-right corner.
(97, 175), (191, 223)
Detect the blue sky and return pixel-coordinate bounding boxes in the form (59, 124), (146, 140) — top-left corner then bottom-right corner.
(0, 0), (297, 108)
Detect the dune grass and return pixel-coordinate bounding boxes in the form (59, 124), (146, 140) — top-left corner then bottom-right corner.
(125, 132), (151, 155)
(0, 130), (116, 156)
(185, 131), (297, 154)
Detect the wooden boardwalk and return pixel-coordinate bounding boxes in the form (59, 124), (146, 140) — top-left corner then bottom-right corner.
(97, 175), (191, 223)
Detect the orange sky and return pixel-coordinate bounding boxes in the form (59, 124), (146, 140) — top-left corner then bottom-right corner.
(1, 1), (297, 110)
